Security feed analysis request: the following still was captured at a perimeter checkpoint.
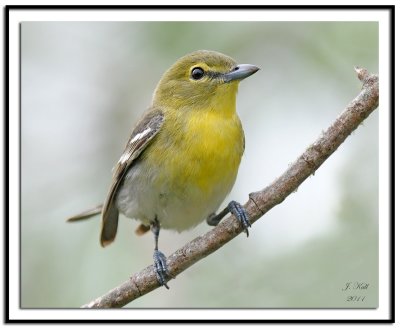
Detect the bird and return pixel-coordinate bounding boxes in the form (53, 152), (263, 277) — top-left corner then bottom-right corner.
(67, 50), (259, 288)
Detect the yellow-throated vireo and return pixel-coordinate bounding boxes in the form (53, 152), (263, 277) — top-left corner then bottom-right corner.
(68, 50), (259, 288)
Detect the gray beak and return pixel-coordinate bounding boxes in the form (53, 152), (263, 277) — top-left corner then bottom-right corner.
(223, 64), (260, 83)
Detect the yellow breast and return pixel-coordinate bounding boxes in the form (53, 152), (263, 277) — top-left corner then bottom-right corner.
(184, 109), (244, 193)
(135, 83), (245, 229)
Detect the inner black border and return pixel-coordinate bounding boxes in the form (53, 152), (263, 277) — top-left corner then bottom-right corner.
(4, 4), (395, 324)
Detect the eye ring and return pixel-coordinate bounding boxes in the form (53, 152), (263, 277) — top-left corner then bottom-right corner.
(191, 67), (205, 80)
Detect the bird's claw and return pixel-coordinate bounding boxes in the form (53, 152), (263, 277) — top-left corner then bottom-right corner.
(228, 200), (251, 237)
(153, 250), (169, 289)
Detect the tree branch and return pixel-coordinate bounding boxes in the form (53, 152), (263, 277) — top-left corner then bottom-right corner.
(82, 67), (379, 308)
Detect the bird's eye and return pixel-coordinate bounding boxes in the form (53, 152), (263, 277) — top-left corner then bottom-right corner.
(191, 67), (205, 80)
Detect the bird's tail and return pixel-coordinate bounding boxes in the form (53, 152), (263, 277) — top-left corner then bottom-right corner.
(66, 204), (103, 222)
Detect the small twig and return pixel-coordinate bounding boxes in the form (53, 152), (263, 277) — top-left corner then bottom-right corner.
(82, 67), (379, 308)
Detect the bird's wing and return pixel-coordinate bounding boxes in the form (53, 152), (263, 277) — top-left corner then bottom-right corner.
(101, 109), (165, 246)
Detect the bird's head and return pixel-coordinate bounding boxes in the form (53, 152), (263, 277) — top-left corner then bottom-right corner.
(152, 50), (259, 112)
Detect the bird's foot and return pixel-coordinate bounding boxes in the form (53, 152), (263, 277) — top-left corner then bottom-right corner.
(207, 200), (251, 237)
(153, 250), (169, 289)
(227, 200), (251, 237)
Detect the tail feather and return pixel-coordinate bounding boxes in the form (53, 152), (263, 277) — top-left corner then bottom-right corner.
(66, 204), (103, 222)
(100, 203), (119, 247)
(135, 223), (150, 236)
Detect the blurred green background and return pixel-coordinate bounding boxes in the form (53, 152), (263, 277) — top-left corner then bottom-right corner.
(21, 21), (378, 308)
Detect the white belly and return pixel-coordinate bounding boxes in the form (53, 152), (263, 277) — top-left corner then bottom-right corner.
(115, 159), (235, 232)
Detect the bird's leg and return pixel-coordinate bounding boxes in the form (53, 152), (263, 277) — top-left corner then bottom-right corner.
(151, 218), (169, 289)
(207, 200), (251, 237)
